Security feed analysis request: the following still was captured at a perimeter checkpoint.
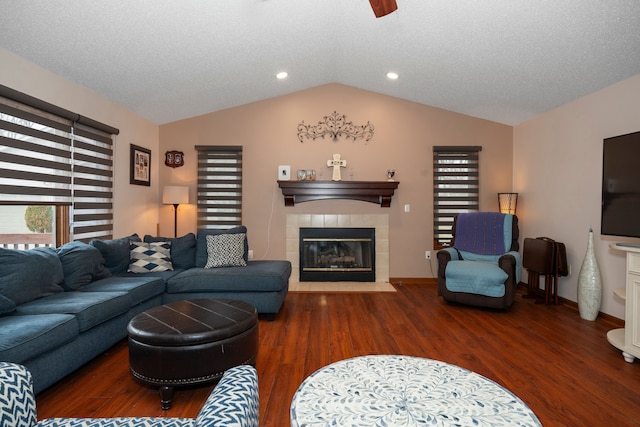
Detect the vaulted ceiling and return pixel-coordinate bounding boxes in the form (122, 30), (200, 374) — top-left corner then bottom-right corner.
(2, 1), (640, 126)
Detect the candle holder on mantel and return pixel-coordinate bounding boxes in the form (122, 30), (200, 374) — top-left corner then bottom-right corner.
(386, 169), (396, 181)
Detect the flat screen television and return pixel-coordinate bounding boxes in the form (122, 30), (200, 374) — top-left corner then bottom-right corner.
(601, 130), (640, 238)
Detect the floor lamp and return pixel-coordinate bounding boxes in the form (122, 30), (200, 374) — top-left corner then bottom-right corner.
(162, 186), (189, 237)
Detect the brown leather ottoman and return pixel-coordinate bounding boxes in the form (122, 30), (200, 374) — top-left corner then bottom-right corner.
(127, 298), (258, 409)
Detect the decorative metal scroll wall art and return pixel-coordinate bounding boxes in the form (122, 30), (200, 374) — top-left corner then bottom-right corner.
(297, 111), (375, 143)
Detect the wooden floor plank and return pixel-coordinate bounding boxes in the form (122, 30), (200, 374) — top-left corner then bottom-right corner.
(35, 282), (640, 426)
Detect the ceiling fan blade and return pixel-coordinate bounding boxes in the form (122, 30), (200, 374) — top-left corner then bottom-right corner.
(369, 0), (398, 18)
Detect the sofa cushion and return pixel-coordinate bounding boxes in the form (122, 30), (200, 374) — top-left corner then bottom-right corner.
(116, 269), (184, 282)
(0, 313), (78, 363)
(144, 233), (196, 269)
(81, 276), (166, 306)
(16, 291), (130, 332)
(56, 241), (112, 290)
(167, 260), (291, 293)
(90, 234), (141, 274)
(0, 247), (64, 305)
(0, 294), (16, 316)
(444, 260), (509, 297)
(196, 226), (249, 268)
(205, 233), (247, 268)
(128, 241), (173, 273)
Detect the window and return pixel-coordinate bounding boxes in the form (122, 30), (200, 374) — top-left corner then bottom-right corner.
(0, 85), (118, 246)
(195, 146), (242, 230)
(433, 146), (481, 249)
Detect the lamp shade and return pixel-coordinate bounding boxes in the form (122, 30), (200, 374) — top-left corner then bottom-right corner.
(498, 192), (518, 215)
(163, 186), (189, 205)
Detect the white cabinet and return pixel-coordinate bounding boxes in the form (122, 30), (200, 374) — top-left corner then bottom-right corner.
(608, 243), (640, 363)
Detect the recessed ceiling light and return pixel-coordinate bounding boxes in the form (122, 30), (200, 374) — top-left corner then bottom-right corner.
(386, 72), (399, 80)
(276, 71), (288, 79)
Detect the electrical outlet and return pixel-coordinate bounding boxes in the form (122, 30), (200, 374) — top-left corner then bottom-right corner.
(248, 249), (254, 259)
(425, 250), (431, 260)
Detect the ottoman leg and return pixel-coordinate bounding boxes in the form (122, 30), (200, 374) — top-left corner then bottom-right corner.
(159, 385), (174, 410)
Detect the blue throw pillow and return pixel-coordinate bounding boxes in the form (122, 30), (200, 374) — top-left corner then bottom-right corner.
(90, 234), (141, 274)
(0, 293), (16, 316)
(56, 241), (112, 290)
(144, 233), (196, 269)
(196, 226), (249, 268)
(0, 247), (64, 305)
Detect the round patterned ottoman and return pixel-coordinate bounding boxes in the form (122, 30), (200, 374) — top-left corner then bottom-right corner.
(127, 298), (258, 409)
(290, 355), (541, 426)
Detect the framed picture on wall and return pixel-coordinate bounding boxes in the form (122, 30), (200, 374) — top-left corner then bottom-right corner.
(130, 144), (151, 186)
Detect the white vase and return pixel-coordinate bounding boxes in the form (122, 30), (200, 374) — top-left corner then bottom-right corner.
(577, 227), (602, 321)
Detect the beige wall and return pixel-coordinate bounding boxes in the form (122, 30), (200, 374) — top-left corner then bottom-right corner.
(160, 84), (513, 278)
(514, 73), (640, 319)
(0, 48), (161, 238)
(7, 47), (640, 316)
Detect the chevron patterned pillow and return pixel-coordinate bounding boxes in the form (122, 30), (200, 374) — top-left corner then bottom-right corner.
(0, 362), (38, 427)
(128, 241), (174, 273)
(197, 365), (259, 426)
(205, 233), (247, 268)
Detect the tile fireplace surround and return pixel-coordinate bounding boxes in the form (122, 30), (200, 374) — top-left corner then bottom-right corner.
(286, 214), (389, 283)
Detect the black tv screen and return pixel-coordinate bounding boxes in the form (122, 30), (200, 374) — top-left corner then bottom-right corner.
(601, 130), (640, 238)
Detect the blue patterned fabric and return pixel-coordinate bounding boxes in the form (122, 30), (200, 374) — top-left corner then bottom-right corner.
(0, 362), (258, 427)
(197, 365), (259, 427)
(454, 212), (511, 255)
(290, 355), (541, 427)
(37, 419), (194, 427)
(0, 362), (37, 427)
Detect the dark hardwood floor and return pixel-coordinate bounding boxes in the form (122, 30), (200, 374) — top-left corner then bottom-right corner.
(36, 282), (640, 426)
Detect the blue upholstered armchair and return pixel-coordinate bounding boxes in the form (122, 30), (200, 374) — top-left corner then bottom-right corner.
(437, 212), (521, 310)
(0, 362), (259, 427)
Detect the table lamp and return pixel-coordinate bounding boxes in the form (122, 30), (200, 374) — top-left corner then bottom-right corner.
(498, 192), (518, 215)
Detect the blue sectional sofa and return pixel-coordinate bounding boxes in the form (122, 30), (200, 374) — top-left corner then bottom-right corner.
(0, 227), (290, 394)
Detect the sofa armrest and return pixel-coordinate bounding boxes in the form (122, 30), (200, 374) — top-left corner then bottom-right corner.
(436, 248), (459, 296)
(0, 362), (37, 427)
(437, 247), (459, 276)
(196, 365), (259, 427)
(498, 251), (521, 304)
(499, 250), (522, 283)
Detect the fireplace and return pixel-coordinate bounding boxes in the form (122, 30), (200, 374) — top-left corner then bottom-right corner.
(286, 214), (389, 283)
(299, 228), (375, 282)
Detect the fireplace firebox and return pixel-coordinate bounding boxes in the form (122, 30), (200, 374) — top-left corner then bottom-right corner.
(299, 227), (375, 282)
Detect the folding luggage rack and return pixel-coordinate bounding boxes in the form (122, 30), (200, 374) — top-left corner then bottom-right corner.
(523, 237), (568, 305)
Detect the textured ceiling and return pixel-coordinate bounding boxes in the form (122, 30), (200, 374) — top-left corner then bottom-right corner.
(1, 1), (640, 125)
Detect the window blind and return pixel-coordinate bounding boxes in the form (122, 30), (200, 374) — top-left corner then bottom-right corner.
(0, 99), (73, 205)
(0, 85), (118, 243)
(195, 145), (243, 229)
(71, 123), (114, 242)
(433, 146), (482, 248)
